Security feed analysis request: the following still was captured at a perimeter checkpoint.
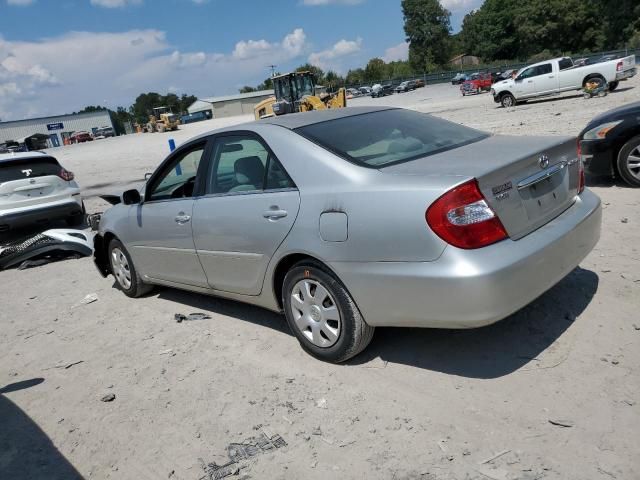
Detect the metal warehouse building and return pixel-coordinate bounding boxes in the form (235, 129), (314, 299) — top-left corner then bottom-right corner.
(0, 110), (114, 150)
(187, 90), (274, 118)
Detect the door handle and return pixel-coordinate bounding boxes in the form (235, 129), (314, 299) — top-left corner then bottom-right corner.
(175, 213), (191, 224)
(527, 80), (533, 83)
(263, 209), (288, 220)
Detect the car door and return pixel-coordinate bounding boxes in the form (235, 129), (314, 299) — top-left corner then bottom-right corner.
(192, 133), (300, 296)
(126, 141), (210, 287)
(531, 63), (558, 95)
(513, 66), (539, 98)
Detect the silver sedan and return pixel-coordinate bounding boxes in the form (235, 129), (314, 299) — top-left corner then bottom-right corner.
(94, 107), (601, 362)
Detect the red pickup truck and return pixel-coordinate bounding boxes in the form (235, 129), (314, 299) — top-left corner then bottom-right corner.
(461, 73), (493, 96)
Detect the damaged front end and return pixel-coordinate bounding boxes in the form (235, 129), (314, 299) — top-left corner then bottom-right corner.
(92, 232), (111, 278)
(0, 229), (93, 270)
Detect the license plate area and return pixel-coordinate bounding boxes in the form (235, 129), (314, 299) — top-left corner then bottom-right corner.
(518, 166), (569, 219)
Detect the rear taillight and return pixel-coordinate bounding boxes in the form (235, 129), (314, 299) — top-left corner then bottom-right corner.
(59, 167), (74, 181)
(616, 61), (623, 72)
(578, 159), (585, 194)
(426, 179), (508, 249)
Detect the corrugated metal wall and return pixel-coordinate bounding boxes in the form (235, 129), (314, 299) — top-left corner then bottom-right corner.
(0, 111), (113, 148)
(212, 94), (273, 118)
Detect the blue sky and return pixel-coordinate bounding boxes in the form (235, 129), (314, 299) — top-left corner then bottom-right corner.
(0, 0), (482, 120)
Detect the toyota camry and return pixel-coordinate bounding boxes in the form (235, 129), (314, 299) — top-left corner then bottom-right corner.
(94, 107), (601, 363)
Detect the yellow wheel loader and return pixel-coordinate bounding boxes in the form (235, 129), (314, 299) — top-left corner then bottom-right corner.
(254, 71), (347, 120)
(146, 107), (180, 133)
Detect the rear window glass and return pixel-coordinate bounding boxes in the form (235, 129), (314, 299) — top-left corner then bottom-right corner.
(295, 109), (488, 168)
(0, 157), (60, 183)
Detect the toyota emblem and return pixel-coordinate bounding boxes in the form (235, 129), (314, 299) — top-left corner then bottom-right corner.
(538, 154), (550, 169)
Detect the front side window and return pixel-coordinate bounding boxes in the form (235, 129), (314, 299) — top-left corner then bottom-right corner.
(147, 145), (205, 201)
(537, 63), (552, 75)
(295, 109), (488, 168)
(209, 135), (295, 194)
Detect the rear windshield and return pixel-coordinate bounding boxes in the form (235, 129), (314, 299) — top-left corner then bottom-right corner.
(295, 109), (488, 168)
(0, 157), (60, 183)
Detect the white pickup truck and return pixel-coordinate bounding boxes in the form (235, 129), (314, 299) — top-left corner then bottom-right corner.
(491, 55), (637, 107)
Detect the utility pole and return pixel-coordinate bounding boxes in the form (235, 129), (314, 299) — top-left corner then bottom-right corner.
(268, 65), (277, 77)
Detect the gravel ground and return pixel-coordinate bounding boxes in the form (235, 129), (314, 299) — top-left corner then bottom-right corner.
(1, 76), (639, 480)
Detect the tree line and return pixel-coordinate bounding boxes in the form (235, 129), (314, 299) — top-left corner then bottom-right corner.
(241, 0), (640, 93)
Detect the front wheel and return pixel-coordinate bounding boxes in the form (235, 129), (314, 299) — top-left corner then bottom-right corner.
(108, 239), (154, 298)
(617, 135), (640, 187)
(501, 93), (516, 108)
(282, 261), (374, 363)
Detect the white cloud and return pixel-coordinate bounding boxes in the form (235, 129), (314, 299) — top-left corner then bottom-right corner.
(308, 38), (362, 71)
(302, 0), (364, 5)
(90, 0), (142, 7)
(7, 0), (35, 5)
(0, 28), (309, 120)
(232, 28), (307, 60)
(440, 0), (482, 12)
(382, 42), (409, 62)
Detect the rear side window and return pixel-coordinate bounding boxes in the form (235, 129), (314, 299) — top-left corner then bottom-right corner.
(0, 157), (61, 183)
(558, 58), (573, 70)
(295, 109), (488, 168)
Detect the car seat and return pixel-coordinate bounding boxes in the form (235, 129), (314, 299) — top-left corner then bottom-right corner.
(229, 156), (264, 192)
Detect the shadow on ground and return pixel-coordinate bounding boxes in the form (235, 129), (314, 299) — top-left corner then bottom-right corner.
(154, 267), (598, 379)
(0, 378), (83, 480)
(350, 267), (599, 378)
(155, 288), (291, 336)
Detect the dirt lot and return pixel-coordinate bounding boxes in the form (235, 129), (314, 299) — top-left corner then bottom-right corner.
(1, 77), (639, 480)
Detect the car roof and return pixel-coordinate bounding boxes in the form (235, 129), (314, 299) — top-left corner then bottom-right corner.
(260, 106), (396, 130)
(0, 151), (52, 163)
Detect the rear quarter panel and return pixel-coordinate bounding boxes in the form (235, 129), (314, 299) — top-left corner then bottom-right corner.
(250, 124), (451, 263)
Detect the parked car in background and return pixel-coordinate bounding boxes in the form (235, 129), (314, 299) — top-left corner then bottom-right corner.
(346, 88), (361, 99)
(461, 73), (493, 95)
(413, 79), (425, 88)
(451, 73), (468, 85)
(70, 131), (93, 144)
(94, 107), (600, 363)
(371, 84), (393, 97)
(579, 101), (640, 187)
(0, 152), (84, 232)
(94, 126), (115, 139)
(359, 86), (372, 96)
(492, 55), (637, 107)
(395, 81), (415, 93)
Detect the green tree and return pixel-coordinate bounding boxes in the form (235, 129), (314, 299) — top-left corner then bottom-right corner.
(345, 68), (366, 85)
(239, 86), (257, 93)
(402, 0), (452, 71)
(364, 58), (388, 82)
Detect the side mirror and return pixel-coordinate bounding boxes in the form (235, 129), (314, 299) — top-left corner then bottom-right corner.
(122, 189), (142, 205)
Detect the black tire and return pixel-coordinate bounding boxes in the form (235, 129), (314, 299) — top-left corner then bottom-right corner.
(608, 81), (619, 92)
(108, 238), (153, 298)
(282, 260), (374, 363)
(616, 135), (640, 187)
(583, 74), (606, 89)
(500, 92), (516, 108)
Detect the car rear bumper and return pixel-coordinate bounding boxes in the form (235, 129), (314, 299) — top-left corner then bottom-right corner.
(330, 189), (601, 328)
(0, 199), (83, 232)
(616, 67), (636, 81)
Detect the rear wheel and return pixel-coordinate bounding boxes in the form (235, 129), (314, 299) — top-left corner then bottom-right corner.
(108, 239), (153, 297)
(617, 135), (640, 187)
(282, 261), (374, 363)
(608, 81), (619, 91)
(500, 93), (516, 108)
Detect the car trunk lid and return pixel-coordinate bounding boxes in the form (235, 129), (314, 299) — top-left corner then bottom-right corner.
(0, 157), (70, 209)
(381, 135), (581, 240)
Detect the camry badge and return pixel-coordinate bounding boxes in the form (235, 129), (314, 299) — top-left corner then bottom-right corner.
(538, 154), (550, 169)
